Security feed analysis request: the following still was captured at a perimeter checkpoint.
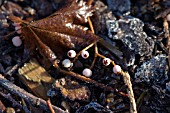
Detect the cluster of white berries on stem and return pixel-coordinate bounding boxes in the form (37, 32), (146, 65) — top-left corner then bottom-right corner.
(12, 22), (22, 47)
(62, 48), (122, 77)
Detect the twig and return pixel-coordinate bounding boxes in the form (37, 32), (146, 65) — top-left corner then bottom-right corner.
(54, 61), (128, 95)
(53, 61), (114, 92)
(53, 60), (121, 93)
(136, 90), (148, 111)
(5, 64), (20, 76)
(0, 92), (31, 113)
(98, 38), (123, 59)
(87, 9), (98, 69)
(46, 98), (55, 113)
(121, 72), (137, 113)
(163, 17), (170, 66)
(90, 43), (98, 69)
(0, 98), (6, 112)
(87, 0), (93, 6)
(155, 8), (170, 19)
(96, 52), (116, 66)
(163, 17), (169, 38)
(0, 74), (67, 113)
(72, 42), (95, 62)
(59, 68), (114, 92)
(88, 17), (95, 33)
(6, 53), (30, 76)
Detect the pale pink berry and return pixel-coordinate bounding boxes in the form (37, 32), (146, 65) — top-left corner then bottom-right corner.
(103, 58), (111, 66)
(12, 36), (22, 47)
(67, 50), (76, 58)
(113, 65), (122, 74)
(81, 50), (89, 59)
(62, 59), (72, 68)
(167, 14), (170, 22)
(13, 23), (22, 34)
(82, 68), (92, 77)
(13, 22), (20, 27)
(15, 26), (22, 34)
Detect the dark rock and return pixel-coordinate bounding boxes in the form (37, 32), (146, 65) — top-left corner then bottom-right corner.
(0, 63), (5, 73)
(135, 54), (168, 84)
(106, 16), (155, 66)
(106, 17), (154, 57)
(76, 101), (112, 113)
(93, 0), (116, 34)
(1, 55), (12, 66)
(166, 81), (170, 92)
(106, 0), (131, 14)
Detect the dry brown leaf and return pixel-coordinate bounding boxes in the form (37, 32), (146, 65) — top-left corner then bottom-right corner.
(9, 0), (99, 60)
(18, 59), (55, 99)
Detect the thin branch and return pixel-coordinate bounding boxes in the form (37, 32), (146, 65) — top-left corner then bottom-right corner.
(155, 8), (170, 19)
(163, 17), (169, 38)
(163, 17), (170, 67)
(88, 17), (95, 33)
(87, 0), (93, 6)
(90, 43), (98, 69)
(136, 90), (148, 111)
(0, 74), (67, 113)
(121, 72), (137, 113)
(46, 98), (55, 113)
(59, 68), (114, 92)
(72, 42), (95, 62)
(53, 61), (128, 95)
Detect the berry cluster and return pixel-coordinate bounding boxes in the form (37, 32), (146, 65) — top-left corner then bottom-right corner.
(12, 23), (22, 47)
(62, 49), (122, 77)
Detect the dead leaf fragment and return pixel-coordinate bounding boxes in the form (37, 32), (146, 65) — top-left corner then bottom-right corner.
(54, 78), (90, 101)
(18, 59), (55, 99)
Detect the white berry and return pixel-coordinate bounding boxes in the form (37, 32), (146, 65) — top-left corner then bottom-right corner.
(81, 50), (89, 59)
(62, 59), (72, 68)
(67, 50), (76, 58)
(82, 68), (92, 77)
(113, 65), (122, 74)
(13, 22), (20, 27)
(103, 58), (111, 66)
(15, 25), (22, 34)
(167, 14), (170, 22)
(12, 36), (22, 47)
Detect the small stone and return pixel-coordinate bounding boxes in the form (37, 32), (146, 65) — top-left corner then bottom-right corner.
(12, 36), (22, 47)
